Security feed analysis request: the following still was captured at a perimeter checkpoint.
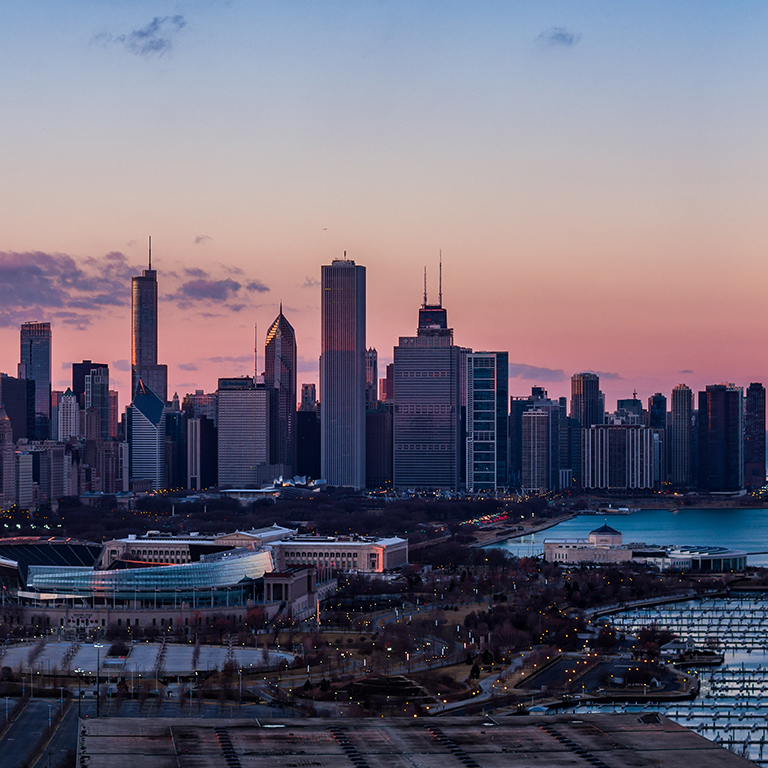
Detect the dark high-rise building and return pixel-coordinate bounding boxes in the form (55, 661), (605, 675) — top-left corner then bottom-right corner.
(365, 348), (378, 409)
(647, 393), (667, 429)
(85, 367), (110, 440)
(265, 308), (297, 471)
(366, 404), (393, 489)
(20, 321), (51, 438)
(320, 257), (366, 488)
(72, 361), (109, 407)
(745, 382), (766, 489)
(669, 384), (693, 488)
(571, 373), (601, 429)
(0, 374), (35, 442)
(165, 410), (188, 490)
(300, 383), (316, 411)
(296, 408), (321, 480)
(393, 290), (462, 490)
(697, 384), (744, 492)
(187, 416), (218, 490)
(131, 240), (168, 402)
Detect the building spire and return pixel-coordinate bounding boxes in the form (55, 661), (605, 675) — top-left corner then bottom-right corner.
(423, 266), (428, 308)
(148, 235), (152, 270)
(254, 322), (258, 378)
(438, 249), (442, 307)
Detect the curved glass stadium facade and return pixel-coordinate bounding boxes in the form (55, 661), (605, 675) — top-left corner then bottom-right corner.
(24, 546), (274, 607)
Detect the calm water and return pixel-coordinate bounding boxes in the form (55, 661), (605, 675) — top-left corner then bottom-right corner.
(488, 508), (768, 566)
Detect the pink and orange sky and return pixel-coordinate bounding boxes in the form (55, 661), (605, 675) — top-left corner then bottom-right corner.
(2, 1), (768, 411)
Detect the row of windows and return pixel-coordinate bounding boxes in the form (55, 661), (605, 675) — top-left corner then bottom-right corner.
(396, 444), (451, 450)
(398, 370), (450, 377)
(396, 404), (452, 414)
(286, 551), (358, 559)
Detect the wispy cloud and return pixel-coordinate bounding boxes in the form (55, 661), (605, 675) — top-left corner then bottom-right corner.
(680, 369), (693, 374)
(0, 250), (136, 327)
(303, 276), (319, 288)
(246, 281), (269, 293)
(585, 369), (622, 380)
(93, 15), (187, 57)
(207, 355), (253, 364)
(509, 363), (566, 382)
(178, 362), (199, 371)
(538, 26), (581, 47)
(112, 359), (131, 372)
(194, 235), (211, 245)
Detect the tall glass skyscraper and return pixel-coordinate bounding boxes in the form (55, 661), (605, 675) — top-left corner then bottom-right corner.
(19, 321), (51, 438)
(265, 308), (297, 471)
(131, 242), (167, 402)
(320, 257), (366, 488)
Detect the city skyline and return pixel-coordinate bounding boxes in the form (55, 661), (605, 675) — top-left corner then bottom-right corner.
(3, 3), (768, 406)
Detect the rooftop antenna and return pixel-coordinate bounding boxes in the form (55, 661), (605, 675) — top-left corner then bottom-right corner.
(148, 236), (152, 270)
(438, 249), (442, 307)
(423, 267), (428, 307)
(254, 322), (258, 379)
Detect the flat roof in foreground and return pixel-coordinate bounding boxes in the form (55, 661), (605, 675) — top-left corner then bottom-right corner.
(77, 714), (754, 768)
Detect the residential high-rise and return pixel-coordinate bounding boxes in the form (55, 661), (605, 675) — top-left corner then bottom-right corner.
(131, 240), (168, 402)
(85, 367), (110, 439)
(465, 352), (508, 491)
(265, 308), (297, 472)
(669, 384), (693, 488)
(582, 424), (661, 490)
(217, 376), (269, 488)
(697, 384), (744, 492)
(72, 361), (108, 407)
(127, 380), (167, 490)
(393, 290), (462, 490)
(522, 408), (550, 493)
(58, 388), (79, 441)
(744, 382), (766, 489)
(20, 321), (51, 438)
(320, 257), (366, 488)
(570, 372), (601, 428)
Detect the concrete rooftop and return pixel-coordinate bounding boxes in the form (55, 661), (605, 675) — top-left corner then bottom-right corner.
(76, 713), (756, 768)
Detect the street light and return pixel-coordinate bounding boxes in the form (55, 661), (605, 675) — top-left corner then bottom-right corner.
(94, 644), (104, 718)
(75, 669), (83, 720)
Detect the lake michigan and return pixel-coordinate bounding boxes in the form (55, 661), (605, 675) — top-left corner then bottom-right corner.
(488, 507), (768, 567)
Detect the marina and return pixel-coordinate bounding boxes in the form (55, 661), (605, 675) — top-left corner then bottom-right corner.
(564, 595), (768, 764)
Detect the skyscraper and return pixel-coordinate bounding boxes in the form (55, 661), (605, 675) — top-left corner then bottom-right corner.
(697, 384), (744, 492)
(744, 382), (766, 489)
(669, 384), (693, 488)
(85, 366), (110, 439)
(217, 376), (269, 488)
(320, 257), (366, 488)
(365, 348), (378, 409)
(264, 308), (297, 472)
(465, 352), (508, 491)
(647, 393), (667, 429)
(132, 240), (167, 402)
(20, 321), (51, 438)
(570, 372), (601, 429)
(57, 388), (79, 441)
(72, 360), (108, 408)
(127, 381), (167, 490)
(393, 289), (462, 490)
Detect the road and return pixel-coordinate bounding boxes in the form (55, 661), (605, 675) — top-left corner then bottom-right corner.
(1, 700), (61, 768)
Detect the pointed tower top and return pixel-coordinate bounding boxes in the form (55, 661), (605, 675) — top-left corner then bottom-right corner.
(423, 266), (428, 308)
(438, 249), (443, 307)
(148, 235), (152, 270)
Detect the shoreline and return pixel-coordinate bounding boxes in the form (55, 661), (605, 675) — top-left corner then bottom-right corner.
(471, 513), (576, 549)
